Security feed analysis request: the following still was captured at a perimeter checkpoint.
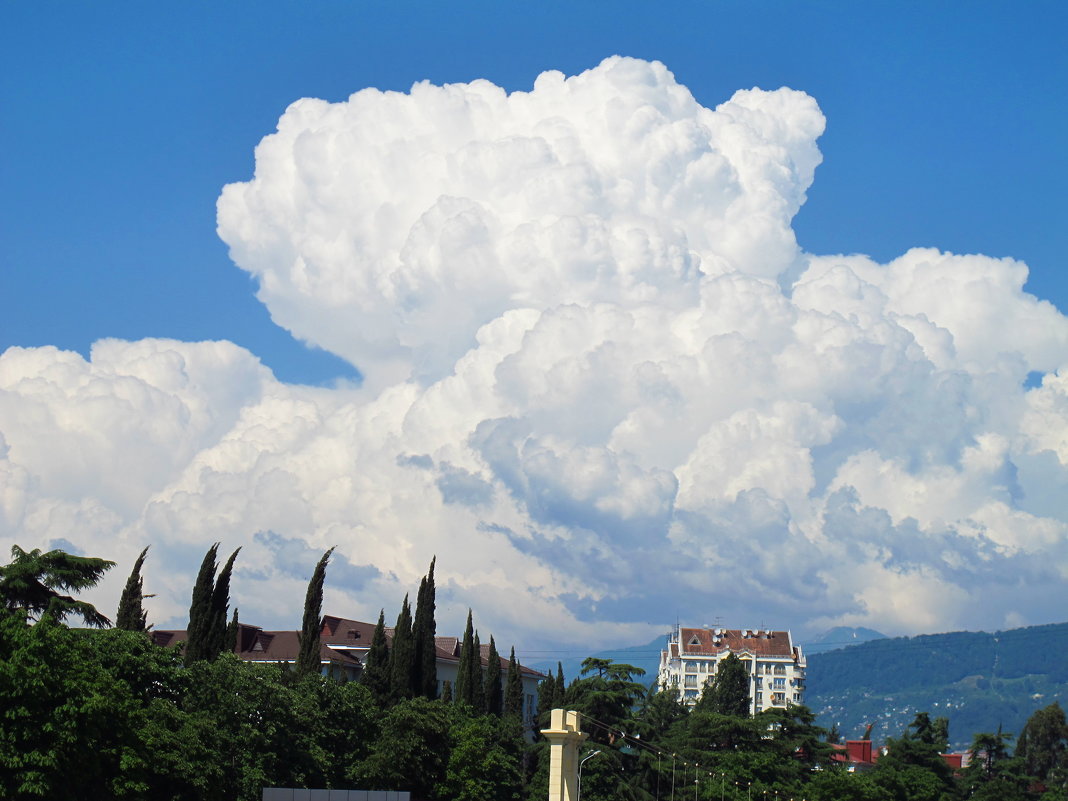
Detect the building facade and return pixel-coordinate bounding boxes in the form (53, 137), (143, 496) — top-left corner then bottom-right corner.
(657, 624), (806, 714)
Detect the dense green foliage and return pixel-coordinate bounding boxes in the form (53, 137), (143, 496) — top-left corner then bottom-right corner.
(4, 545), (1067, 801)
(807, 623), (1068, 749)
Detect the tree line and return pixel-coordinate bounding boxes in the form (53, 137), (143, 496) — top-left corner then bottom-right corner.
(0, 544), (529, 800)
(2, 544), (1067, 801)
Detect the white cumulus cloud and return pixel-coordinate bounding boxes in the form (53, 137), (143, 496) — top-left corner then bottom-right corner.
(2, 57), (1067, 649)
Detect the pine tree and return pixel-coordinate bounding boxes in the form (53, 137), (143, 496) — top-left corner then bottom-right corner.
(484, 635), (503, 716)
(456, 609), (476, 707)
(184, 543), (218, 664)
(388, 595), (415, 702)
(471, 630), (486, 714)
(0, 545), (114, 627)
(225, 607), (240, 651)
(208, 548), (240, 658)
(297, 546), (333, 677)
(361, 609), (391, 705)
(411, 557), (437, 699)
(115, 546), (149, 632)
(505, 645), (523, 719)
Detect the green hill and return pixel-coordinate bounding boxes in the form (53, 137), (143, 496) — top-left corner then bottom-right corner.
(805, 621), (1068, 751)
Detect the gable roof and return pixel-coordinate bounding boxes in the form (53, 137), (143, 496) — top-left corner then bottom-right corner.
(677, 627), (798, 659)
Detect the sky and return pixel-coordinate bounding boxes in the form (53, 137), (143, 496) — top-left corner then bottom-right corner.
(2, 2), (1067, 658)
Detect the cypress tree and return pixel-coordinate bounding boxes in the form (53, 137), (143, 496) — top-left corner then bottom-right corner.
(505, 646), (523, 719)
(411, 557), (437, 698)
(471, 630), (486, 713)
(552, 662), (566, 708)
(484, 635), (503, 716)
(185, 543), (218, 664)
(361, 609), (391, 705)
(441, 679), (453, 703)
(455, 609), (476, 707)
(115, 546), (150, 632)
(225, 608), (240, 652)
(536, 671), (556, 729)
(388, 594), (415, 702)
(297, 546), (334, 677)
(208, 548), (240, 658)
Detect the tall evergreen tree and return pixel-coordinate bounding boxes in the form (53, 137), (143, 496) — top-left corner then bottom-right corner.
(455, 610), (476, 707)
(699, 652), (750, 716)
(184, 543), (218, 664)
(470, 630), (486, 714)
(207, 548), (240, 657)
(1016, 702), (1068, 787)
(441, 679), (453, 703)
(388, 595), (415, 702)
(553, 662), (566, 709)
(360, 609), (391, 705)
(411, 557), (437, 699)
(484, 635), (503, 716)
(115, 546), (149, 632)
(536, 670), (556, 729)
(297, 547), (333, 676)
(505, 645), (523, 719)
(225, 607), (240, 652)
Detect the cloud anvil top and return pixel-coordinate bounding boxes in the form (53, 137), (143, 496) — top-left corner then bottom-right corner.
(2, 58), (1067, 648)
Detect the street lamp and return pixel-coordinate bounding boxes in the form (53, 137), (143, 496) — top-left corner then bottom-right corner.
(577, 749), (601, 801)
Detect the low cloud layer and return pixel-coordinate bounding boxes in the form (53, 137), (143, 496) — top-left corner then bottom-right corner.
(3, 58), (1066, 649)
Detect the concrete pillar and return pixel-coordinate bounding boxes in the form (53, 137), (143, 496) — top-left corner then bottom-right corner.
(541, 709), (588, 801)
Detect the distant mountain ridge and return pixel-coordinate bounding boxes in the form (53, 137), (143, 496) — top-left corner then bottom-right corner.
(799, 626), (887, 655)
(805, 621), (1068, 751)
(527, 634), (668, 686)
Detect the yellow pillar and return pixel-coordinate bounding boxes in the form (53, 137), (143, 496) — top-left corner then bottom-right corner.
(541, 709), (588, 801)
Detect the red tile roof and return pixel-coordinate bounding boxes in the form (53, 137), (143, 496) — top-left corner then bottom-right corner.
(677, 627), (797, 659)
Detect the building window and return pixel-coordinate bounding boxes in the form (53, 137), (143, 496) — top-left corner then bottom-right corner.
(773, 678), (785, 689)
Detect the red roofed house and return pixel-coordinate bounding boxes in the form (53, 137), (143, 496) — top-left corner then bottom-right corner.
(154, 613), (545, 726)
(657, 624), (806, 713)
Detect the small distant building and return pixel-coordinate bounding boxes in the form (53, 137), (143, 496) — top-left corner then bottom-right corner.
(657, 624), (806, 713)
(829, 740), (967, 774)
(830, 740), (878, 772)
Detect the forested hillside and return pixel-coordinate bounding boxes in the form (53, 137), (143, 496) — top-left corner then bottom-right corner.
(806, 622), (1068, 751)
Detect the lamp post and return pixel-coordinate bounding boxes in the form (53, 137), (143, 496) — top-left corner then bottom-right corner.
(577, 749), (601, 801)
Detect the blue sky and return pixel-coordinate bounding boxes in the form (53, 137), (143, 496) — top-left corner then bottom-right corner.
(4, 1), (1065, 384)
(2, 2), (1068, 648)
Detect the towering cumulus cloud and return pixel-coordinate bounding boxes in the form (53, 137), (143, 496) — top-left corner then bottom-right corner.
(3, 58), (1067, 646)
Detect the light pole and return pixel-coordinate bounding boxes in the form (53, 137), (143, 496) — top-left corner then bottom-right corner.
(577, 749), (601, 801)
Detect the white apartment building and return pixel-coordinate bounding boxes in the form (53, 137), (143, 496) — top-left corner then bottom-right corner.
(657, 624), (806, 714)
